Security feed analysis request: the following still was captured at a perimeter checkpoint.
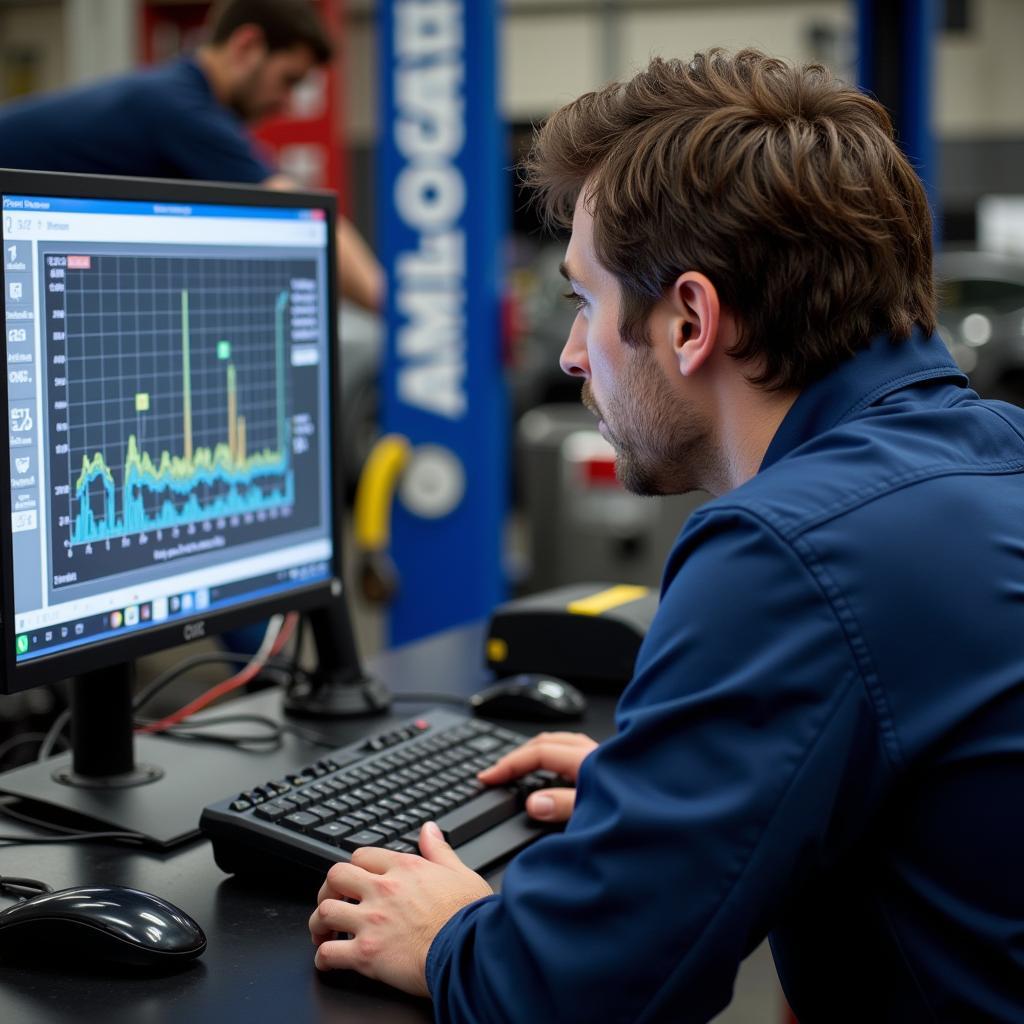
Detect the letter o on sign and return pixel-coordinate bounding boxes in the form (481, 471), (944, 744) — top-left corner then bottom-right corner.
(395, 165), (466, 231)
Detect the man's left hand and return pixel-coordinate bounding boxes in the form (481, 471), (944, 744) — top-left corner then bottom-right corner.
(309, 821), (493, 996)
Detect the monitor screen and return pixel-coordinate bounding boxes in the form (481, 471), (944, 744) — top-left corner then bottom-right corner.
(2, 178), (336, 680)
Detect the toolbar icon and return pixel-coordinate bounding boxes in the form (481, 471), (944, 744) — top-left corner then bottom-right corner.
(10, 407), (33, 432)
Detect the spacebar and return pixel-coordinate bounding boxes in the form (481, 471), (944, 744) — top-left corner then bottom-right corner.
(414, 790), (520, 847)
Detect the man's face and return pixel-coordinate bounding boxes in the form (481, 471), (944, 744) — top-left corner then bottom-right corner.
(229, 44), (317, 122)
(558, 193), (712, 495)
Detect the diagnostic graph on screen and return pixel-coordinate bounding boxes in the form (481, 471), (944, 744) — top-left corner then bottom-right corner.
(44, 253), (325, 590)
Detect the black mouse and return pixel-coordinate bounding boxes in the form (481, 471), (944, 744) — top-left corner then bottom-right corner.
(0, 885), (206, 969)
(469, 673), (587, 722)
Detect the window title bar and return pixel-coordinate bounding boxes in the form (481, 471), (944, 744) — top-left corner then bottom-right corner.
(2, 194), (325, 221)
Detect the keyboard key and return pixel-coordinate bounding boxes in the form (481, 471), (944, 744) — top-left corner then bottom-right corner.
(385, 840), (418, 854)
(253, 799), (297, 822)
(431, 789), (520, 846)
(339, 830), (386, 852)
(282, 811), (321, 832)
(307, 805), (338, 823)
(313, 822), (350, 844)
(467, 735), (503, 754)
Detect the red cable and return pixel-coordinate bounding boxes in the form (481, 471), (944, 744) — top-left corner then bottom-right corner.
(136, 612), (299, 734)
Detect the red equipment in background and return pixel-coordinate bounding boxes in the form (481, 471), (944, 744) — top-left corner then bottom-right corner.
(138, 0), (349, 209)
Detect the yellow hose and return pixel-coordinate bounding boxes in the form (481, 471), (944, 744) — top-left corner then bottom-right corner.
(353, 433), (412, 552)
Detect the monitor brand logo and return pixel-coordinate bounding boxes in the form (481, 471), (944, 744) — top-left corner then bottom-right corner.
(183, 621), (206, 641)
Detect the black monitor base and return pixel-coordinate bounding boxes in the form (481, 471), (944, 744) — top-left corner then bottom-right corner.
(0, 732), (298, 848)
(281, 604), (392, 719)
(52, 761), (163, 789)
(282, 673), (390, 718)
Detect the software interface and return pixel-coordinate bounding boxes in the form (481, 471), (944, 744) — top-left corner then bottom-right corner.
(3, 192), (334, 664)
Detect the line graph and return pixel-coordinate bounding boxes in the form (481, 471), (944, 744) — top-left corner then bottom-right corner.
(71, 288), (292, 543)
(44, 252), (324, 587)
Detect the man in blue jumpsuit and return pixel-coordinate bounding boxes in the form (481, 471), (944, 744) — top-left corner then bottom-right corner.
(0, 0), (381, 310)
(308, 50), (1024, 1022)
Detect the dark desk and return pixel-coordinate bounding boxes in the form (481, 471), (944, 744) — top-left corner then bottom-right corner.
(0, 624), (618, 1024)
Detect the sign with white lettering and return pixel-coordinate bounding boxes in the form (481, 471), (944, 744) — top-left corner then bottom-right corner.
(377, 0), (507, 644)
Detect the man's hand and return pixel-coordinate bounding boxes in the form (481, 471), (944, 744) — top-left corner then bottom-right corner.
(477, 731), (599, 823)
(309, 822), (492, 995)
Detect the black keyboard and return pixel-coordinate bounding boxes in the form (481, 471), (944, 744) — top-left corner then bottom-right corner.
(200, 709), (564, 878)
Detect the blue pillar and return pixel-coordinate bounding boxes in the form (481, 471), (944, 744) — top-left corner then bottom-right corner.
(856, 0), (939, 236)
(377, 0), (507, 645)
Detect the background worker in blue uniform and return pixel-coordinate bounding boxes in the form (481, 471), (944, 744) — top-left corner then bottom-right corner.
(309, 50), (1024, 1023)
(0, 0), (382, 311)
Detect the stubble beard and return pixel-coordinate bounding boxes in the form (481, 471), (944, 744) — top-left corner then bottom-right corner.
(581, 356), (714, 496)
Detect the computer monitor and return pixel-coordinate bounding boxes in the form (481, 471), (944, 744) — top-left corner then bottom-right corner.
(0, 169), (385, 846)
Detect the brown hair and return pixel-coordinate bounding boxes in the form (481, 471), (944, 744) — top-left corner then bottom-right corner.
(209, 0), (333, 63)
(524, 49), (936, 390)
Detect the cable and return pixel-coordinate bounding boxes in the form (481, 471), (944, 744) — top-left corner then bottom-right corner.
(137, 612), (297, 735)
(0, 832), (148, 846)
(0, 731), (68, 765)
(38, 710), (71, 762)
(277, 721), (343, 748)
(0, 801), (146, 845)
(389, 692), (470, 707)
(36, 657), (259, 762)
(132, 652), (264, 711)
(144, 713), (287, 751)
(34, 616), (301, 761)
(0, 875), (52, 898)
(290, 611), (306, 678)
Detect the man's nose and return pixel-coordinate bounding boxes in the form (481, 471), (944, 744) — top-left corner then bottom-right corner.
(559, 316), (589, 379)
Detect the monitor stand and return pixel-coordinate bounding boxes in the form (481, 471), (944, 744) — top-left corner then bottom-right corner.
(282, 603), (391, 718)
(0, 604), (391, 848)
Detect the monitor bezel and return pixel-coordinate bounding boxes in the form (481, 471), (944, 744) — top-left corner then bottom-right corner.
(0, 168), (345, 694)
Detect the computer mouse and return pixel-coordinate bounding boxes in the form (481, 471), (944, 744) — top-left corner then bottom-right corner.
(0, 885), (206, 969)
(469, 673), (587, 722)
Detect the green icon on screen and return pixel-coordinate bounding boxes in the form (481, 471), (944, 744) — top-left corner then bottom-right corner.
(15, 634), (29, 655)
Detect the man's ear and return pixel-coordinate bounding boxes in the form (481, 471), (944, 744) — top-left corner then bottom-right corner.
(225, 23), (268, 64)
(667, 271), (720, 377)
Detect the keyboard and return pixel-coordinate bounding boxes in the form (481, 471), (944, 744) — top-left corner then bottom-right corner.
(200, 709), (565, 878)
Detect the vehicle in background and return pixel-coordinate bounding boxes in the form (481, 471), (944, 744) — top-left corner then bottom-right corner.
(935, 250), (1024, 405)
(338, 303), (383, 496)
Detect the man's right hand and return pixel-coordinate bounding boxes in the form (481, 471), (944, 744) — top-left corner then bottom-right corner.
(476, 731), (599, 823)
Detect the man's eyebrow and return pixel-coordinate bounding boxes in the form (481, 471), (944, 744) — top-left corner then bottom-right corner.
(559, 261), (579, 284)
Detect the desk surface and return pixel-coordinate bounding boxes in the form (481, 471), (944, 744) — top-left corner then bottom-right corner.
(0, 623), (618, 1024)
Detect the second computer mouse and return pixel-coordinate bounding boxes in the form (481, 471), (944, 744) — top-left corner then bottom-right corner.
(0, 885), (207, 969)
(469, 673), (587, 722)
